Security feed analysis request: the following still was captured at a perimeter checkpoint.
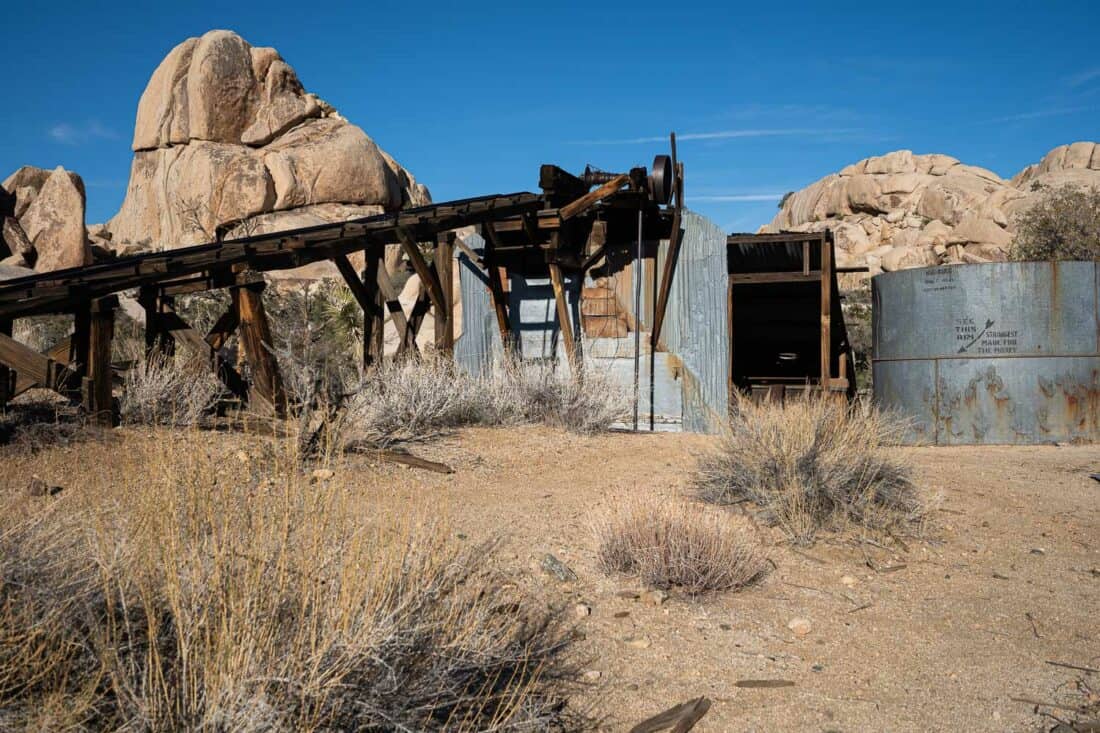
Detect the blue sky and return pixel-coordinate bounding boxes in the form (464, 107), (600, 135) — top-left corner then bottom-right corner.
(5, 1), (1099, 231)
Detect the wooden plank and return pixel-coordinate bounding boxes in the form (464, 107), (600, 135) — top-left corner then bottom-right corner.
(83, 297), (117, 425)
(629, 697), (711, 733)
(480, 222), (514, 353)
(13, 336), (74, 396)
(375, 264), (413, 353)
(0, 319), (10, 405)
(559, 174), (629, 220)
(548, 262), (578, 370)
(820, 238), (832, 388)
(0, 333), (58, 390)
(233, 283), (287, 415)
(205, 306), (240, 352)
(395, 227), (446, 315)
(361, 247), (384, 368)
(729, 271), (823, 284)
(435, 231), (454, 352)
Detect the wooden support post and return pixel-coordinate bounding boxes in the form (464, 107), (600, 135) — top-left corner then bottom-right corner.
(83, 296), (117, 426)
(435, 231), (454, 353)
(138, 286), (174, 357)
(820, 237), (833, 389)
(0, 317), (10, 406)
(548, 261), (579, 373)
(362, 246), (385, 368)
(396, 228), (446, 315)
(480, 223), (514, 354)
(375, 262), (415, 354)
(232, 281), (286, 416)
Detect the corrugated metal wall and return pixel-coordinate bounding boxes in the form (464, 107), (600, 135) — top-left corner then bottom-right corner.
(455, 210), (731, 432)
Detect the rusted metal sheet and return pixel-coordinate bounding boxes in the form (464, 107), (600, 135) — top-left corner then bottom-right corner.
(872, 261), (1099, 445)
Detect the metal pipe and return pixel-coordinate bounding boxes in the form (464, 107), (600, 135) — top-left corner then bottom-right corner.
(633, 207), (643, 431)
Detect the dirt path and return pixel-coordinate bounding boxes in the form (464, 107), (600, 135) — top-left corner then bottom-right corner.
(5, 426), (1098, 731)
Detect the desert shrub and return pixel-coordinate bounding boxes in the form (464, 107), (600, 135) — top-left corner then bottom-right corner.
(1011, 184), (1100, 261)
(119, 347), (224, 426)
(11, 314), (72, 353)
(0, 439), (580, 731)
(695, 395), (924, 544)
(333, 356), (630, 448)
(594, 497), (767, 595)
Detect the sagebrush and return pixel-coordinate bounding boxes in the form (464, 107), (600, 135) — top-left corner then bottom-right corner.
(0, 436), (581, 731)
(118, 346), (224, 427)
(695, 395), (926, 544)
(1011, 184), (1100, 261)
(595, 496), (767, 595)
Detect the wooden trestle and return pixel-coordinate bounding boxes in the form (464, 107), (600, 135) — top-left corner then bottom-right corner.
(0, 163), (681, 425)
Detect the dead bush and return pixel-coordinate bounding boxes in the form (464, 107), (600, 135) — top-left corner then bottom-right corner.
(1011, 184), (1100, 261)
(0, 438), (582, 731)
(595, 497), (768, 595)
(333, 356), (630, 449)
(695, 395), (925, 544)
(118, 346), (224, 426)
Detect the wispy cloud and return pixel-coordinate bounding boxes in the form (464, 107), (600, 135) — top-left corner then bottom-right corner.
(571, 128), (857, 145)
(982, 105), (1097, 123)
(1068, 68), (1100, 88)
(48, 120), (119, 145)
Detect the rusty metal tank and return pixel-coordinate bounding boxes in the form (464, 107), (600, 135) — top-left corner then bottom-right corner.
(872, 261), (1099, 445)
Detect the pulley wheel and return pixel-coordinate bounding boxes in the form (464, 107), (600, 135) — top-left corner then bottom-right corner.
(648, 154), (672, 205)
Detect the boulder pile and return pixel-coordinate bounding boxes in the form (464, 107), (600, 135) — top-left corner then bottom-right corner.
(762, 142), (1100, 277)
(1, 165), (90, 276)
(106, 29), (429, 255)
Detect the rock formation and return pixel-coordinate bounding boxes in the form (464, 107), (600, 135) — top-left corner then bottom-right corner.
(107, 29), (430, 255)
(1, 166), (91, 273)
(763, 142), (1100, 277)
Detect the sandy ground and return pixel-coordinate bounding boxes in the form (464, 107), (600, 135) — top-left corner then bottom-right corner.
(3, 425), (1098, 732)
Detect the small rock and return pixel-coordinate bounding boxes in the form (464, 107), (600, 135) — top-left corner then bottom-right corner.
(641, 589), (668, 606)
(616, 590), (640, 600)
(582, 670), (602, 682)
(719, 623), (732, 631)
(310, 468), (335, 482)
(812, 664), (825, 673)
(26, 477), (63, 497)
(539, 554), (577, 582)
(840, 575), (858, 588)
(787, 617), (813, 637)
(613, 610), (630, 619)
(992, 571), (1009, 580)
(1029, 548), (1046, 556)
(573, 603), (591, 618)
(624, 636), (651, 649)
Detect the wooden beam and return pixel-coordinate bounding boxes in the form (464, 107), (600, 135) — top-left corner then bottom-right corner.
(0, 332), (66, 391)
(0, 318), (10, 405)
(395, 228), (446, 315)
(156, 308), (248, 400)
(729, 271), (823, 285)
(548, 262), (578, 371)
(820, 237), (832, 388)
(480, 223), (514, 353)
(204, 305), (240, 352)
(651, 163), (684, 351)
(374, 263), (414, 353)
(83, 296), (117, 426)
(232, 282), (287, 415)
(435, 231), (454, 353)
(559, 174), (629, 221)
(12, 336), (73, 397)
(362, 247), (384, 367)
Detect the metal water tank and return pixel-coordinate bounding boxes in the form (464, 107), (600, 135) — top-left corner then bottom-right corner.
(872, 261), (1099, 445)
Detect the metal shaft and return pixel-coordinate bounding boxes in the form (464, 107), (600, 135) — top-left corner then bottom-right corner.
(632, 207), (643, 431)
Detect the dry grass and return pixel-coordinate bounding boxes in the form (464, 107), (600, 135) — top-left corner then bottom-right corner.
(332, 356), (629, 449)
(695, 395), (926, 545)
(0, 435), (581, 731)
(118, 346), (224, 427)
(594, 497), (768, 595)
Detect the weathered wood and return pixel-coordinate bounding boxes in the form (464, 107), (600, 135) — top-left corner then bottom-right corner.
(156, 307), (248, 400)
(559, 174), (629, 220)
(435, 231), (454, 352)
(651, 162), (683, 351)
(395, 228), (446, 315)
(480, 223), (514, 353)
(374, 263), (414, 353)
(362, 247), (384, 367)
(548, 262), (578, 370)
(820, 238), (832, 388)
(83, 296), (117, 426)
(204, 305), (240, 352)
(629, 697), (711, 733)
(729, 271), (823, 284)
(233, 282), (286, 415)
(0, 318), (10, 405)
(0, 333), (59, 390)
(12, 336), (72, 397)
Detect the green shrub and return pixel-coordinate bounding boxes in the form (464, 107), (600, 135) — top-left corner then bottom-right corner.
(1011, 185), (1100, 262)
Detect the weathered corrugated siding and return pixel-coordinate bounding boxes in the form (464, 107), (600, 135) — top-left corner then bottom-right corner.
(873, 261), (1100, 445)
(455, 210), (731, 432)
(660, 211), (730, 432)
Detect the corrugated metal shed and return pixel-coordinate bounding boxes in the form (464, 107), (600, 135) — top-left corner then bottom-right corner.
(455, 210), (730, 432)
